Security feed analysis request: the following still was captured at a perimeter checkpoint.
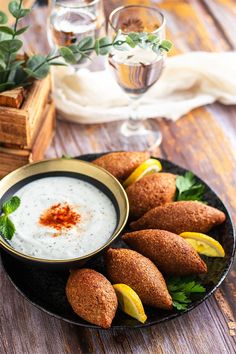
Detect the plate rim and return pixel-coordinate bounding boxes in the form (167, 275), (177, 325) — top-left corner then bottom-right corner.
(1, 152), (235, 330)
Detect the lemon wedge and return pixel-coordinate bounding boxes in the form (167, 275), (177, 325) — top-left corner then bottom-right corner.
(123, 158), (162, 188)
(113, 284), (147, 323)
(180, 232), (225, 257)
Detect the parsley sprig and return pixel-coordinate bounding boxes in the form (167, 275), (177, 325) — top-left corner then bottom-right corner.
(176, 172), (205, 202)
(0, 196), (20, 240)
(167, 277), (206, 310)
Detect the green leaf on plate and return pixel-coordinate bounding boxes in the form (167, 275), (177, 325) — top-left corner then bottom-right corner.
(176, 171), (205, 202)
(0, 215), (16, 240)
(2, 196), (21, 215)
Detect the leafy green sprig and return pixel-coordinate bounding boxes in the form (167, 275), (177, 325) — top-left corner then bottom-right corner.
(0, 1), (173, 92)
(0, 196), (20, 240)
(175, 172), (205, 202)
(167, 277), (206, 310)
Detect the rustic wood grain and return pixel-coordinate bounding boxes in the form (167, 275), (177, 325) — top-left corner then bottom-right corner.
(201, 0), (236, 49)
(0, 76), (51, 147)
(0, 101), (55, 177)
(0, 1), (236, 353)
(0, 87), (25, 108)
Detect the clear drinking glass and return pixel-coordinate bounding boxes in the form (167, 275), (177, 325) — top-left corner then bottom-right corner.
(108, 5), (166, 148)
(47, 0), (105, 68)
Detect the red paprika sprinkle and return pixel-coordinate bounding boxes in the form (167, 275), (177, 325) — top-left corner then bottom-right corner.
(39, 203), (80, 233)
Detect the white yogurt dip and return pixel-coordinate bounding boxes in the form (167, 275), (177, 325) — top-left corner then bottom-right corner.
(9, 176), (117, 260)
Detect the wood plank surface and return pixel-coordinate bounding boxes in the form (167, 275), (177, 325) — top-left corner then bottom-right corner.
(0, 1), (236, 353)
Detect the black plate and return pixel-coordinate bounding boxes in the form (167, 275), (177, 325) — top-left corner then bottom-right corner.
(1, 153), (235, 329)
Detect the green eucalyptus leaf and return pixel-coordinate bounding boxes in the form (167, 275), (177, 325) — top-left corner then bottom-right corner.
(77, 36), (94, 51)
(0, 26), (14, 35)
(25, 55), (50, 79)
(94, 39), (100, 55)
(26, 55), (45, 69)
(9, 60), (24, 70)
(19, 9), (31, 18)
(0, 32), (11, 41)
(8, 1), (20, 18)
(68, 44), (78, 53)
(59, 47), (76, 64)
(0, 11), (8, 25)
(0, 59), (6, 70)
(0, 39), (23, 53)
(9, 1), (31, 19)
(67, 46), (82, 62)
(49, 61), (67, 66)
(24, 67), (47, 80)
(13, 66), (28, 84)
(8, 68), (17, 82)
(15, 25), (29, 35)
(98, 37), (112, 55)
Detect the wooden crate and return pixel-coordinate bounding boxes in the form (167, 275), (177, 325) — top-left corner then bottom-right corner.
(0, 75), (51, 148)
(0, 101), (55, 178)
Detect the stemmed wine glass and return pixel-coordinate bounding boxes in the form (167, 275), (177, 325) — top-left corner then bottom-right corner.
(47, 0), (105, 68)
(108, 5), (167, 148)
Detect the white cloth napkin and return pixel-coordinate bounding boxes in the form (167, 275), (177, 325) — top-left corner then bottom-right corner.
(52, 51), (236, 124)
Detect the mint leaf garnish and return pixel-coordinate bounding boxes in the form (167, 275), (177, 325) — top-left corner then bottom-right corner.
(2, 196), (20, 215)
(0, 215), (16, 240)
(0, 196), (20, 240)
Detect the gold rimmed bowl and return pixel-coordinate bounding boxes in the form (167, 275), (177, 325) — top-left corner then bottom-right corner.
(0, 158), (129, 270)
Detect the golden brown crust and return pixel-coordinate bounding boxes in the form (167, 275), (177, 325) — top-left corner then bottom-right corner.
(130, 201), (226, 233)
(66, 268), (118, 328)
(106, 248), (173, 310)
(126, 173), (176, 220)
(93, 151), (150, 181)
(122, 229), (207, 275)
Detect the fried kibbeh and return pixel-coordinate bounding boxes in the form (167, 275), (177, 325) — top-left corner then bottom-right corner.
(106, 248), (173, 310)
(93, 151), (150, 181)
(130, 201), (226, 233)
(126, 173), (176, 219)
(122, 230), (207, 275)
(66, 268), (118, 328)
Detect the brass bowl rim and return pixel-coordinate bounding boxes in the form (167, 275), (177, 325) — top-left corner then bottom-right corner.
(0, 158), (129, 264)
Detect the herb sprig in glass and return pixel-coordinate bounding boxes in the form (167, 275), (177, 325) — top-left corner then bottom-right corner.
(0, 1), (172, 93)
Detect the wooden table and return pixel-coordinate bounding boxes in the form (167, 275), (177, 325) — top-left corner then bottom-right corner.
(1, 1), (236, 353)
